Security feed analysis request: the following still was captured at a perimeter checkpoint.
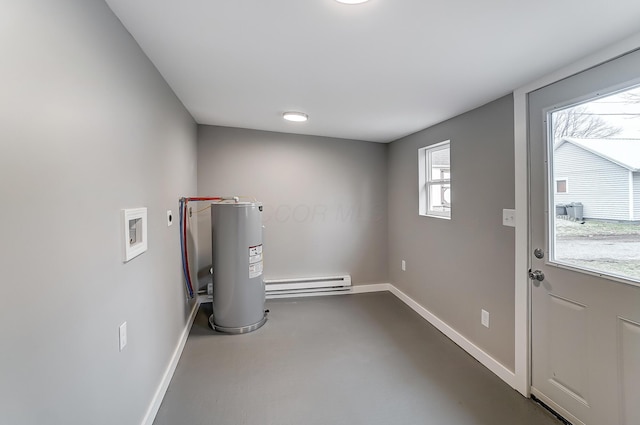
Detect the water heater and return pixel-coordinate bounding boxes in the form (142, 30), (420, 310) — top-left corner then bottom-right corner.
(209, 202), (266, 334)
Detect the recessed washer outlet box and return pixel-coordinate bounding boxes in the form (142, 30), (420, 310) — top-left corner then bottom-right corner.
(122, 207), (147, 262)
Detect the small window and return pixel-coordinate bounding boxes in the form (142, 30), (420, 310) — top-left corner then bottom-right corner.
(555, 178), (568, 193)
(419, 141), (451, 219)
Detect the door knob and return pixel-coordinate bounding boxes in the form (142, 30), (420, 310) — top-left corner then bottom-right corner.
(529, 269), (545, 281)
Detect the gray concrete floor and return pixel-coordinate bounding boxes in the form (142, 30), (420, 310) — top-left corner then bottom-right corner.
(153, 292), (559, 425)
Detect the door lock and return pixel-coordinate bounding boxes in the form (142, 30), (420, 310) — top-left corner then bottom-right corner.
(528, 269), (545, 281)
(534, 248), (544, 259)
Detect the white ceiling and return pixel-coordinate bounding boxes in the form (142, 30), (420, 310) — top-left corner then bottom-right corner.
(105, 0), (640, 143)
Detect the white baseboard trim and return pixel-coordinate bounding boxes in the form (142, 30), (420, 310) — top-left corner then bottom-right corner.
(350, 283), (392, 293)
(197, 293), (213, 303)
(387, 285), (517, 389)
(142, 280), (517, 425)
(287, 282), (516, 388)
(140, 300), (200, 425)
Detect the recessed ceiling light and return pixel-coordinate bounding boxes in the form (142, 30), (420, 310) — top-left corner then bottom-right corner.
(335, 0), (369, 4)
(283, 111), (308, 122)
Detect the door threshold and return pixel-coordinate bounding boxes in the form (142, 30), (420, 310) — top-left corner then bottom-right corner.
(531, 394), (573, 425)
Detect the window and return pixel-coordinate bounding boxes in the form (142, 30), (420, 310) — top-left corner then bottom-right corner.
(555, 178), (568, 193)
(548, 83), (640, 283)
(419, 141), (451, 219)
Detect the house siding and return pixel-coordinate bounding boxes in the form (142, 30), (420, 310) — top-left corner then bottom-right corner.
(554, 143), (630, 220)
(634, 172), (640, 220)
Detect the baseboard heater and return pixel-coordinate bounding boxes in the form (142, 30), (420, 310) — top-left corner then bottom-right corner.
(264, 275), (352, 298)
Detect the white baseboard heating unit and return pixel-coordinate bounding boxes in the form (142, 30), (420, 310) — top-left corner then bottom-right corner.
(264, 275), (352, 298)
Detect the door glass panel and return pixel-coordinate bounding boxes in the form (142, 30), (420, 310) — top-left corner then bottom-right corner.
(549, 85), (640, 283)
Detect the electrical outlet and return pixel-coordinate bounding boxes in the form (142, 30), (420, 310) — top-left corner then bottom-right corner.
(119, 322), (127, 351)
(481, 310), (490, 328)
(401, 260), (406, 271)
(167, 210), (173, 226)
(207, 283), (213, 295)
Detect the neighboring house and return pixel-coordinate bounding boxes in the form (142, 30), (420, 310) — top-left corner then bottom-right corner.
(554, 137), (640, 222)
(432, 148), (451, 208)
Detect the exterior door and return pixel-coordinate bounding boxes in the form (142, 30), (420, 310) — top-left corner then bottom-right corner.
(529, 50), (640, 425)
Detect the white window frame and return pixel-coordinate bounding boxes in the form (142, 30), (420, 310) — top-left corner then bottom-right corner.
(418, 140), (451, 219)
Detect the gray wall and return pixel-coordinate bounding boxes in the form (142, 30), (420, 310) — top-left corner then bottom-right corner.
(388, 95), (516, 370)
(197, 126), (388, 285)
(555, 143), (630, 220)
(0, 1), (197, 424)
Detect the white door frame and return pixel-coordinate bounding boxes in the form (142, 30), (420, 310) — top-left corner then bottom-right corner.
(512, 32), (640, 397)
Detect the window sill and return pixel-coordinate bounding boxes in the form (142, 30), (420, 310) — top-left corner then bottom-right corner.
(420, 212), (451, 220)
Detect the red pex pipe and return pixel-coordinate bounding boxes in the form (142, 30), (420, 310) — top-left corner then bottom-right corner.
(184, 197), (223, 202)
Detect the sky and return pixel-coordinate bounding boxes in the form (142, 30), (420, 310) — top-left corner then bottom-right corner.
(573, 85), (640, 138)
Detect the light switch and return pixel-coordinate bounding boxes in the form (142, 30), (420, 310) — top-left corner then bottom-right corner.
(502, 209), (516, 227)
(481, 310), (490, 328)
(119, 322), (127, 351)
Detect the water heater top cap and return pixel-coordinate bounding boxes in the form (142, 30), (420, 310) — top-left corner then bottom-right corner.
(213, 201), (260, 206)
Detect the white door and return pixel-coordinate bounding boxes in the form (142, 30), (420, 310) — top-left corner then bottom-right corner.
(529, 50), (640, 425)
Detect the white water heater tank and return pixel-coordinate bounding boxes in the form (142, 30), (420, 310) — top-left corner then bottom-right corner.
(209, 202), (266, 333)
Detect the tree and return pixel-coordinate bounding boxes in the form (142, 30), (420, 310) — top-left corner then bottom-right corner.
(552, 105), (622, 142)
(620, 91), (640, 103)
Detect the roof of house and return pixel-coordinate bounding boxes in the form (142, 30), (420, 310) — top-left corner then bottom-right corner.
(431, 148), (450, 167)
(556, 138), (640, 171)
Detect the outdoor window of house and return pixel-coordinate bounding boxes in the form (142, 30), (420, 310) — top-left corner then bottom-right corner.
(419, 141), (451, 219)
(555, 178), (568, 193)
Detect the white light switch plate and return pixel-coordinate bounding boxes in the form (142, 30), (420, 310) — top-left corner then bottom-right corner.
(502, 209), (516, 227)
(401, 260), (406, 271)
(119, 322), (127, 351)
(481, 310), (490, 328)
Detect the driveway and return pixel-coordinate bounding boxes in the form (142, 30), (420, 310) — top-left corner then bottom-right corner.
(556, 237), (640, 261)
(554, 220), (640, 280)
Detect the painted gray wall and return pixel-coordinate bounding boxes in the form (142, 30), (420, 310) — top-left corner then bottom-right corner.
(0, 1), (197, 424)
(197, 126), (388, 286)
(555, 143), (630, 220)
(388, 95), (516, 370)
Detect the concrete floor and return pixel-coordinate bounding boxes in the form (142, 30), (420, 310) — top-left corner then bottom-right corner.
(153, 292), (560, 425)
